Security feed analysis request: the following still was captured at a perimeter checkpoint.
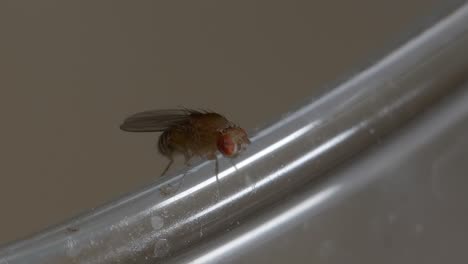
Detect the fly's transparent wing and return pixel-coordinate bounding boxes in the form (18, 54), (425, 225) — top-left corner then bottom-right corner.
(120, 109), (196, 132)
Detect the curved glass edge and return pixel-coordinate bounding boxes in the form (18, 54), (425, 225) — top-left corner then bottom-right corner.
(2, 3), (468, 264)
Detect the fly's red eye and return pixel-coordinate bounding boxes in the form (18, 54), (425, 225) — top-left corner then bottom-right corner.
(217, 134), (237, 156)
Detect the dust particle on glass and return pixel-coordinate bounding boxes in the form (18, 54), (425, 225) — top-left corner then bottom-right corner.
(66, 226), (79, 233)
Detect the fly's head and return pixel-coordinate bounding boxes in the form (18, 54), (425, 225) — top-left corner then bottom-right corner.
(217, 126), (250, 157)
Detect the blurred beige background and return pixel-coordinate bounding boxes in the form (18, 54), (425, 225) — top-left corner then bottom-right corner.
(0, 1), (461, 245)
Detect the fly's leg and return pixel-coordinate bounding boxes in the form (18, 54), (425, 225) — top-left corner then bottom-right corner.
(159, 157), (177, 196)
(159, 155), (192, 197)
(205, 152), (221, 200)
(160, 158), (174, 177)
(160, 171), (187, 196)
(214, 155), (221, 199)
(229, 158), (255, 195)
(165, 156), (191, 194)
(228, 159), (239, 173)
(175, 152), (195, 190)
(214, 156), (220, 185)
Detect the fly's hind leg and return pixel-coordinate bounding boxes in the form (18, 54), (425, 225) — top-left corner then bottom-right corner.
(228, 159), (239, 173)
(159, 153), (193, 197)
(160, 157), (174, 177)
(166, 153), (192, 194)
(159, 155), (177, 196)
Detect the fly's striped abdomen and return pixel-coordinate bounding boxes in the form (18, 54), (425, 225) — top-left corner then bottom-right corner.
(157, 130), (172, 157)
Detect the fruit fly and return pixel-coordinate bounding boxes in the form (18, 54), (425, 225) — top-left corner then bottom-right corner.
(120, 108), (250, 193)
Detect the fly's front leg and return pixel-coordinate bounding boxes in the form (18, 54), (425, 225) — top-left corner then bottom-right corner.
(205, 152), (220, 184)
(228, 158), (239, 173)
(214, 155), (221, 200)
(214, 156), (220, 186)
(206, 152), (221, 199)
